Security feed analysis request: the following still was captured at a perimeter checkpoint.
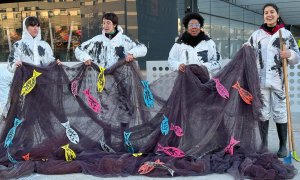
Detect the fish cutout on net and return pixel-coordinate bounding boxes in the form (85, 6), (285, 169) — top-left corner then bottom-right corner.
(61, 121), (80, 144)
(224, 136), (240, 156)
(4, 117), (23, 148)
(138, 159), (164, 175)
(212, 78), (229, 99)
(232, 81), (253, 104)
(22, 153), (30, 161)
(99, 138), (116, 153)
(83, 88), (101, 113)
(71, 80), (79, 96)
(21, 69), (42, 96)
(61, 144), (76, 161)
(160, 115), (169, 135)
(7, 151), (18, 164)
(170, 123), (184, 137)
(141, 80), (154, 108)
(156, 143), (185, 158)
(132, 153), (143, 157)
(138, 159), (175, 176)
(97, 66), (106, 92)
(124, 131), (135, 153)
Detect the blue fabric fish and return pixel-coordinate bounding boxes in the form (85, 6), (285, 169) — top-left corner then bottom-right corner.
(124, 131), (135, 153)
(141, 80), (154, 108)
(7, 151), (18, 164)
(4, 118), (23, 148)
(160, 115), (169, 135)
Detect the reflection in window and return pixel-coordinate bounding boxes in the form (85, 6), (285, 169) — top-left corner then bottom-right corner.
(211, 16), (229, 59)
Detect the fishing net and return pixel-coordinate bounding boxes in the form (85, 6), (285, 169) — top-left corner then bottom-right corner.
(0, 46), (297, 179)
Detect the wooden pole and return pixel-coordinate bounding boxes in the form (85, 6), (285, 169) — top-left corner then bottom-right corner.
(279, 30), (293, 155)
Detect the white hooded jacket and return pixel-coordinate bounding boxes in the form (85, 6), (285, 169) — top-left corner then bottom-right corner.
(248, 27), (300, 88)
(75, 26), (147, 68)
(168, 34), (221, 75)
(7, 17), (55, 72)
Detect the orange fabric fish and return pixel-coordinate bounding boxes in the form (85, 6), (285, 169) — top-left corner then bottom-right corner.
(232, 81), (253, 104)
(138, 159), (164, 174)
(22, 153), (30, 161)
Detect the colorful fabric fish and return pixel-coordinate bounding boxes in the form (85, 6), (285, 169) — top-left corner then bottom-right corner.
(224, 136), (240, 156)
(138, 159), (174, 176)
(61, 121), (80, 144)
(83, 88), (101, 113)
(124, 131), (135, 153)
(61, 144), (76, 161)
(232, 81), (253, 104)
(21, 69), (42, 96)
(22, 153), (30, 161)
(160, 115), (169, 135)
(170, 123), (184, 137)
(212, 78), (229, 99)
(156, 143), (185, 158)
(141, 80), (154, 108)
(99, 138), (116, 153)
(97, 66), (106, 92)
(132, 153), (143, 157)
(7, 151), (18, 164)
(4, 117), (23, 148)
(71, 80), (78, 96)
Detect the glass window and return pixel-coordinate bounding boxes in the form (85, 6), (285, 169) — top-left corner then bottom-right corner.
(230, 20), (243, 58)
(197, 0), (210, 14)
(244, 23), (258, 42)
(202, 13), (210, 36)
(244, 10), (255, 24)
(230, 5), (243, 22)
(211, 0), (229, 18)
(211, 16), (229, 59)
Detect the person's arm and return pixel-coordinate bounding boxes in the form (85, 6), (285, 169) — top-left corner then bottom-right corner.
(202, 40), (221, 75)
(75, 37), (96, 65)
(45, 43), (55, 64)
(125, 37), (147, 60)
(285, 33), (300, 66)
(168, 43), (182, 71)
(7, 42), (21, 73)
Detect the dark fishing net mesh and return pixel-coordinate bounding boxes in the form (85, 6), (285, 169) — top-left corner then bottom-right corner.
(0, 46), (297, 179)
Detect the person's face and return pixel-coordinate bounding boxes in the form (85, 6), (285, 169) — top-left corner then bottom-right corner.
(27, 25), (39, 38)
(102, 18), (116, 33)
(187, 19), (201, 36)
(264, 6), (279, 27)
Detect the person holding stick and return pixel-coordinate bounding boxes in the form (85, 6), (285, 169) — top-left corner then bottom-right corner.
(246, 3), (300, 158)
(7, 16), (60, 72)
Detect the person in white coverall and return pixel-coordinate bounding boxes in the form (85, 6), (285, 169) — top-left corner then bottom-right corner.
(75, 12), (147, 67)
(247, 3), (300, 158)
(168, 12), (221, 75)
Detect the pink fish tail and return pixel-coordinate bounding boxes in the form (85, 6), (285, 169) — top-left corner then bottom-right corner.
(157, 144), (163, 151)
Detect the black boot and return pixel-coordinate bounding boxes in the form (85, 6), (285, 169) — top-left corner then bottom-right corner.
(258, 121), (269, 153)
(276, 123), (288, 158)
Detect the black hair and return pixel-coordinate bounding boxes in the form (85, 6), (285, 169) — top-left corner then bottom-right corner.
(183, 13), (204, 28)
(263, 3), (279, 13)
(263, 3), (284, 24)
(25, 16), (40, 28)
(102, 12), (118, 27)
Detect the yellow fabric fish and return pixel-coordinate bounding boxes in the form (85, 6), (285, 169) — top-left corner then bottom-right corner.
(21, 69), (42, 96)
(97, 66), (106, 92)
(132, 153), (143, 157)
(61, 144), (76, 161)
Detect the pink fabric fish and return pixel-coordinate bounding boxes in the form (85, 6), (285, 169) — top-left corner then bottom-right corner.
(156, 143), (185, 158)
(170, 123), (184, 137)
(212, 78), (229, 99)
(232, 81), (253, 105)
(224, 136), (240, 156)
(71, 80), (78, 96)
(82, 88), (101, 113)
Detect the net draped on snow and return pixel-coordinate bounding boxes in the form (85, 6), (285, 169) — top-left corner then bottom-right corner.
(0, 46), (297, 179)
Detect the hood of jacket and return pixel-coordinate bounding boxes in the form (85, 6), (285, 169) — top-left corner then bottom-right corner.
(22, 17), (42, 41)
